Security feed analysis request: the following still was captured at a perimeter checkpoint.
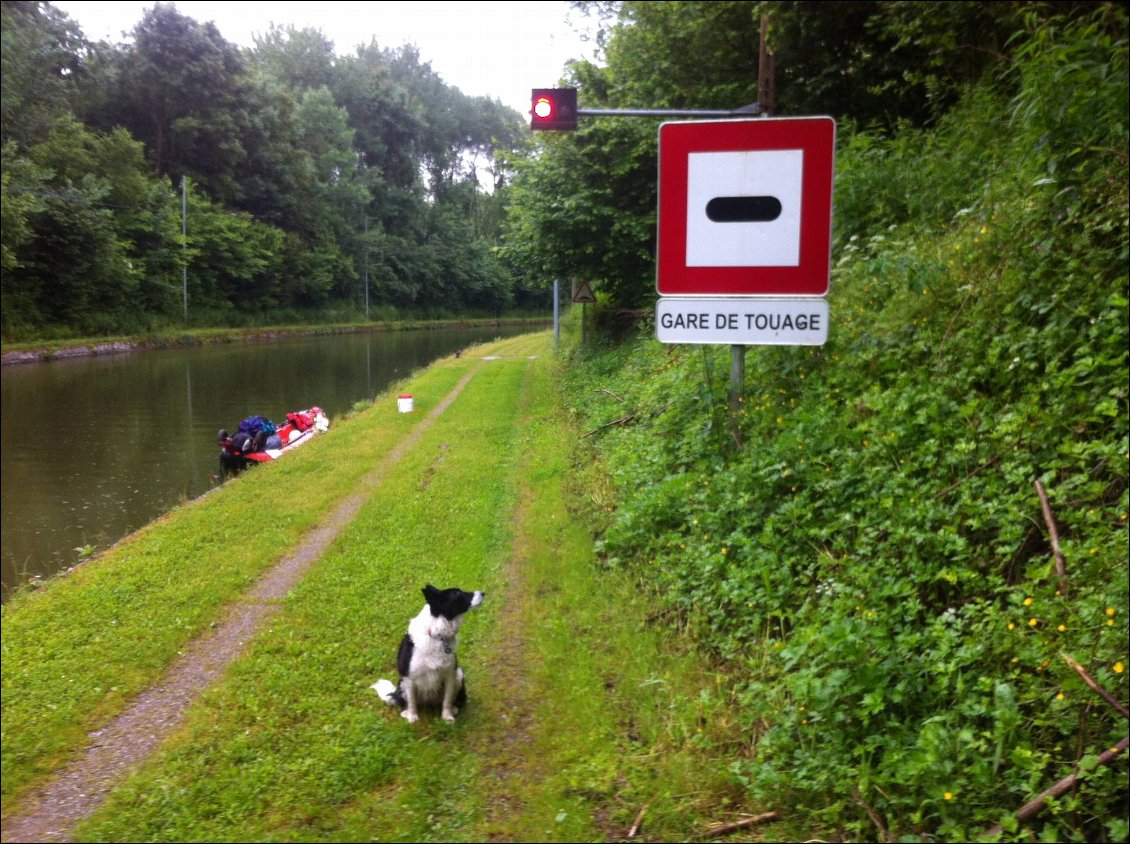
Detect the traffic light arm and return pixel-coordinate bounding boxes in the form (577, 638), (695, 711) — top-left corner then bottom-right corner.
(577, 104), (761, 118)
(531, 86), (764, 131)
(530, 88), (763, 131)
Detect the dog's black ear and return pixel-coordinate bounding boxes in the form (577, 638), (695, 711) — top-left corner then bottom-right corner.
(422, 584), (438, 600)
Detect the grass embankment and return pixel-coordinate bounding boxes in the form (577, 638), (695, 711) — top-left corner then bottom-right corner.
(556, 11), (1129, 841)
(1, 353), (470, 812)
(4, 331), (757, 842)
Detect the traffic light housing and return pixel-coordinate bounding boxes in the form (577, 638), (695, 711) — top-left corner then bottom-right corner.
(530, 88), (578, 131)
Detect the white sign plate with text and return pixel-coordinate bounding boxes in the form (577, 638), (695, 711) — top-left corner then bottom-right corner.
(656, 297), (829, 346)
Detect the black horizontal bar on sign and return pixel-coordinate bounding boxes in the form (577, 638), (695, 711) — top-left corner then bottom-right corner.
(706, 196), (782, 223)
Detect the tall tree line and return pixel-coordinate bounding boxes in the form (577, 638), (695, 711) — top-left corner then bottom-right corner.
(1, 1), (530, 339)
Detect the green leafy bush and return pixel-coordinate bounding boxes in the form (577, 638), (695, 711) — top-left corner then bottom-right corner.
(565, 9), (1128, 841)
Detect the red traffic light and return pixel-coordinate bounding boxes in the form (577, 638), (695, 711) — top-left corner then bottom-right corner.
(533, 95), (555, 119)
(530, 87), (578, 131)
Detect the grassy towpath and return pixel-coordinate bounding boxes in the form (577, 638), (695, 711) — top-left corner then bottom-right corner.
(4, 332), (766, 843)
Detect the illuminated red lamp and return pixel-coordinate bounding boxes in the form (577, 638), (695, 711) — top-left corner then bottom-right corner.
(530, 87), (578, 131)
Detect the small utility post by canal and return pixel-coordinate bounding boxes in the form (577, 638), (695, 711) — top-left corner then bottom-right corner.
(364, 217), (370, 319)
(181, 175), (188, 323)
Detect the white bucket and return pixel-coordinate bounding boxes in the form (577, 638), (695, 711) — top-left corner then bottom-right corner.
(397, 394), (414, 413)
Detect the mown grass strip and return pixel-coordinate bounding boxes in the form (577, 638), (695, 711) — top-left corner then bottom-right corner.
(74, 336), (767, 842)
(0, 342), (495, 815)
(270, 344), (763, 843)
(72, 347), (534, 841)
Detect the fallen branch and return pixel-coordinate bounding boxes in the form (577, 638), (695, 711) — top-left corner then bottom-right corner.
(627, 804), (648, 838)
(1034, 480), (1069, 594)
(1061, 652), (1130, 719)
(981, 736), (1129, 839)
(582, 412), (638, 438)
(645, 605), (682, 624)
(692, 811), (779, 839)
(853, 789), (890, 842)
(598, 388), (626, 403)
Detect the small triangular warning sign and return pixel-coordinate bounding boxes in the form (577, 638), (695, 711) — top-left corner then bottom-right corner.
(571, 280), (596, 303)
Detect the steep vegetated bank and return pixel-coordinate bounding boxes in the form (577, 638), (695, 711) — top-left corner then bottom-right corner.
(563, 10), (1128, 841)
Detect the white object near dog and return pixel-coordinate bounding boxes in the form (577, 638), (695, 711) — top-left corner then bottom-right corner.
(397, 394), (414, 413)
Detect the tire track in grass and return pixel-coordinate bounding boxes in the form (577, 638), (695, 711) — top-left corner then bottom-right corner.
(344, 348), (608, 842)
(473, 392), (554, 841)
(462, 353), (610, 843)
(0, 360), (487, 844)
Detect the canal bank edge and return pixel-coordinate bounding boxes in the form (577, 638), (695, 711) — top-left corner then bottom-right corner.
(0, 318), (551, 366)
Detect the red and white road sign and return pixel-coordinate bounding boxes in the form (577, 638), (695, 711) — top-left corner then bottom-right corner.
(656, 117), (836, 297)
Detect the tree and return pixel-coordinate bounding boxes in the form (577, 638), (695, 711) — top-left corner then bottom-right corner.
(100, 2), (250, 200)
(251, 24), (337, 92)
(0, 0), (87, 147)
(7, 118), (148, 331)
(499, 1), (1105, 310)
(3, 1), (527, 334)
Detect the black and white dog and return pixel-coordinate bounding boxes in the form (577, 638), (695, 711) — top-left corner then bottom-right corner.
(372, 585), (485, 723)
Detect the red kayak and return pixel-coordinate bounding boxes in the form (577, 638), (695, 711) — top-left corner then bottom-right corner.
(217, 407), (329, 473)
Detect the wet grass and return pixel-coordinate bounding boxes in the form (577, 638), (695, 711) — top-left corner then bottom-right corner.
(0, 345), (479, 815)
(6, 332), (766, 841)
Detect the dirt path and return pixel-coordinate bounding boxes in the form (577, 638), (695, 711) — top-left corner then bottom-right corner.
(0, 364), (483, 844)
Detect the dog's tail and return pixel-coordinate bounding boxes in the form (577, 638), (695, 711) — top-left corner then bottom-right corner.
(372, 678), (401, 707)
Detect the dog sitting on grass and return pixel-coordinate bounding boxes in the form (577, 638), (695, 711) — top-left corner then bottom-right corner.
(372, 585), (484, 723)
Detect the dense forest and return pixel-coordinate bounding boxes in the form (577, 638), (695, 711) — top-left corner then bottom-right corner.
(1, 0), (533, 340)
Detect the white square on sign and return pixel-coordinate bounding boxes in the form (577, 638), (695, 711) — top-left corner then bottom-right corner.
(686, 149), (803, 267)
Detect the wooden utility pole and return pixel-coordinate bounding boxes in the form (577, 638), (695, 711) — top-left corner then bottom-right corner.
(730, 16), (776, 445)
(759, 15), (776, 117)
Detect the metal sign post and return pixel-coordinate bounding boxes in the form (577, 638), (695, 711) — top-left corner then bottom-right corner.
(553, 278), (560, 350)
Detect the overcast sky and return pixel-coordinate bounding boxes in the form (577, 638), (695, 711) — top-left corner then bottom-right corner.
(52, 1), (601, 118)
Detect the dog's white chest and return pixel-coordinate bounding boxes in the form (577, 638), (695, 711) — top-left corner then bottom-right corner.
(406, 612), (459, 685)
(410, 633), (456, 672)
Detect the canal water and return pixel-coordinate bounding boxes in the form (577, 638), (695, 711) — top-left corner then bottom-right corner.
(1, 325), (538, 597)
